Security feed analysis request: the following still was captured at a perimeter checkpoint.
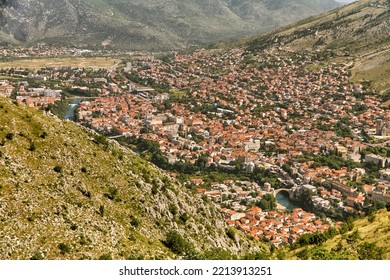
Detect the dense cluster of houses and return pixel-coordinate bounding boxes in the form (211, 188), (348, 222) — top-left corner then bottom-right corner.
(74, 49), (389, 189)
(222, 206), (337, 245)
(193, 175), (388, 245)
(1, 45), (389, 245)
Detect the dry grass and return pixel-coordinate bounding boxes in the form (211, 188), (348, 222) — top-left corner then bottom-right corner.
(284, 209), (390, 260)
(0, 75), (20, 80)
(350, 49), (390, 92)
(351, 210), (390, 259)
(333, 211), (390, 258)
(0, 57), (120, 70)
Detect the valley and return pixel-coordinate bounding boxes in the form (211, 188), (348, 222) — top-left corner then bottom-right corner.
(0, 0), (389, 260)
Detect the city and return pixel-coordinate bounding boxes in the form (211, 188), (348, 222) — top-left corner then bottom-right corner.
(1, 44), (389, 248)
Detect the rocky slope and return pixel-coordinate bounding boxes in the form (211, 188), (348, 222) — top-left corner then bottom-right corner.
(0, 0), (340, 50)
(0, 98), (252, 260)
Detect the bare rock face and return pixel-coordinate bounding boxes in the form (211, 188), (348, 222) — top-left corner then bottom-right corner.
(0, 0), (340, 50)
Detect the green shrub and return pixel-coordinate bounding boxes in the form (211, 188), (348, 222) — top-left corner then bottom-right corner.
(358, 242), (384, 260)
(151, 184), (158, 195)
(5, 132), (13, 140)
(105, 187), (118, 200)
(28, 142), (36, 151)
(226, 228), (236, 240)
(169, 204), (178, 216)
(58, 243), (72, 254)
(164, 230), (195, 257)
(53, 165), (62, 173)
(128, 233), (137, 241)
(98, 253), (112, 260)
(77, 187), (91, 198)
(201, 248), (234, 260)
(179, 213), (190, 223)
(130, 216), (140, 228)
(79, 235), (91, 246)
(30, 251), (45, 260)
(94, 134), (108, 146)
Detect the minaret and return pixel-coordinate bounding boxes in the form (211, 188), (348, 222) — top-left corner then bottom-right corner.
(376, 119), (383, 135)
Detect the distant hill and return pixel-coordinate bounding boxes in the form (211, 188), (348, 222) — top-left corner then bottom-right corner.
(0, 97), (253, 260)
(246, 0), (390, 93)
(0, 0), (340, 50)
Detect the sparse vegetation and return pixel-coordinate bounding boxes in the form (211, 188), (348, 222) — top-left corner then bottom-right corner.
(0, 98), (246, 259)
(285, 210), (390, 260)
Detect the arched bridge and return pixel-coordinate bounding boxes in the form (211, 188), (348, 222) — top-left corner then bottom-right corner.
(274, 188), (290, 195)
(67, 96), (97, 100)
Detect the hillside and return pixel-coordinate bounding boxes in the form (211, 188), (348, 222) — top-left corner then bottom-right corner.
(246, 0), (390, 93)
(2, 95), (388, 260)
(0, 97), (256, 260)
(0, 0), (340, 50)
(285, 209), (390, 260)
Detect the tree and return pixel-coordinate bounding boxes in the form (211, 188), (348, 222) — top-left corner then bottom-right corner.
(164, 231), (195, 258)
(195, 154), (208, 170)
(151, 153), (169, 169)
(256, 194), (277, 211)
(358, 242), (384, 260)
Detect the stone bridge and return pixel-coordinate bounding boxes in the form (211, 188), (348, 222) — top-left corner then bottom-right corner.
(274, 188), (291, 195)
(67, 96), (97, 100)
(273, 188), (292, 210)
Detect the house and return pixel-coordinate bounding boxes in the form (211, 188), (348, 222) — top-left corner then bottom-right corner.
(364, 154), (389, 168)
(190, 178), (204, 186)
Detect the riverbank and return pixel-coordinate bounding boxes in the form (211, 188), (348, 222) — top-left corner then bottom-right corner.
(276, 191), (303, 211)
(64, 99), (81, 121)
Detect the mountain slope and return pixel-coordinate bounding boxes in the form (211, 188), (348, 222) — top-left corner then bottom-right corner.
(286, 209), (390, 260)
(246, 0), (390, 93)
(0, 97), (250, 260)
(0, 0), (340, 50)
(247, 0), (389, 52)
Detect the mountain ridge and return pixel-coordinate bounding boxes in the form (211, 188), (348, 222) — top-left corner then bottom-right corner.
(0, 0), (341, 50)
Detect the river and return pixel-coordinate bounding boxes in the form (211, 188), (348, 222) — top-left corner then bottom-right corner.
(276, 191), (302, 211)
(65, 99), (81, 121)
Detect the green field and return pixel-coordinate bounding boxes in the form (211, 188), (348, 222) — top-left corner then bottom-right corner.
(0, 75), (20, 80)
